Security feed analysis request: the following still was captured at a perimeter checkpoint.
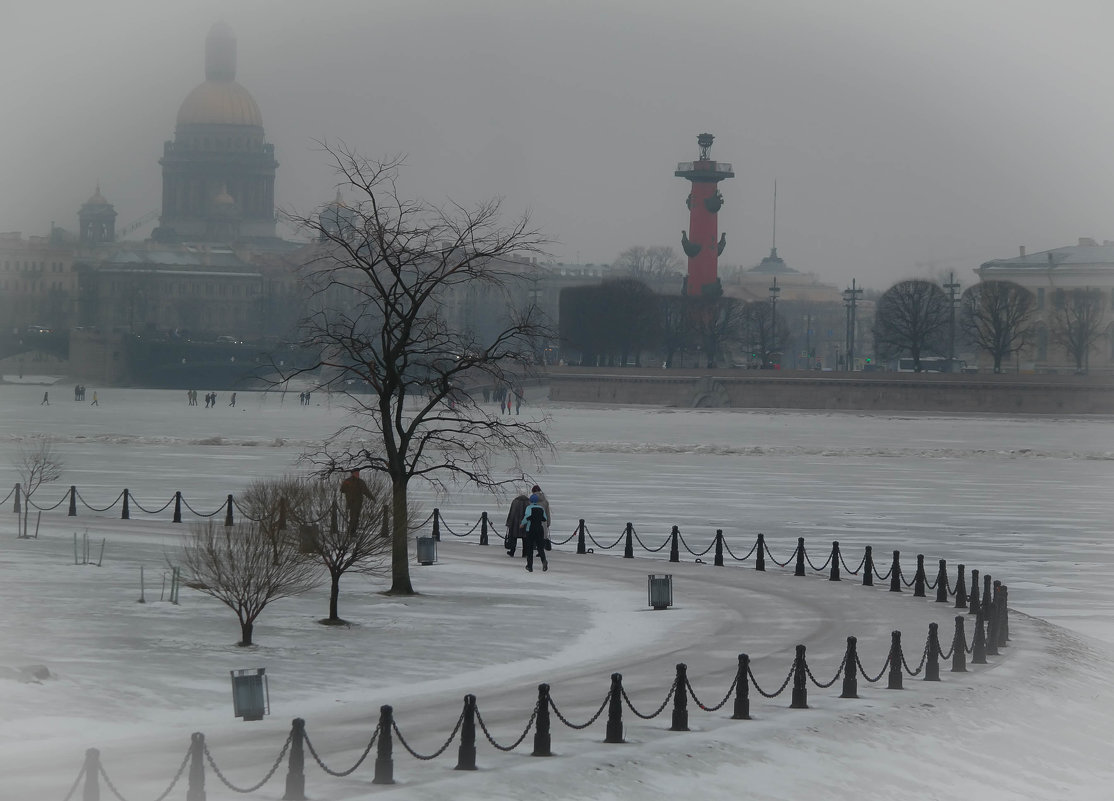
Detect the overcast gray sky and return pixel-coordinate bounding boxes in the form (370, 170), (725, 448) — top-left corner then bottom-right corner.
(4, 0), (1114, 290)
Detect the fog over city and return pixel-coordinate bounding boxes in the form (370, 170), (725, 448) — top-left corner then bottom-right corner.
(5, 0), (1114, 290)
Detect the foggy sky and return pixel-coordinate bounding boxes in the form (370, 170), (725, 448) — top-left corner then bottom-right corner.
(4, 0), (1114, 291)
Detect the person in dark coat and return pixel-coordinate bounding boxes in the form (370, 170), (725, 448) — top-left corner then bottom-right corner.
(339, 469), (374, 534)
(505, 491), (530, 556)
(520, 494), (549, 572)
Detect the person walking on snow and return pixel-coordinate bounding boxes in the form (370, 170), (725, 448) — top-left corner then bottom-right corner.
(339, 469), (374, 534)
(530, 484), (551, 538)
(41, 391), (49, 405)
(505, 491), (530, 556)
(521, 493), (549, 572)
(90, 391), (98, 406)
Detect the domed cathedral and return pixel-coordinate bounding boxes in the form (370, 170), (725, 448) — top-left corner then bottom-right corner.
(154, 22), (278, 243)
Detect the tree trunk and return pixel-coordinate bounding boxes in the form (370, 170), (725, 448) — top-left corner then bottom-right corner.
(388, 480), (415, 595)
(329, 572), (341, 620)
(239, 620), (254, 647)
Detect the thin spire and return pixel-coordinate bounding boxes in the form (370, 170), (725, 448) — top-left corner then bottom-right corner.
(771, 180), (778, 254)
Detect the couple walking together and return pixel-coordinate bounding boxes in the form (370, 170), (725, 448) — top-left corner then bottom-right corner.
(506, 485), (550, 572)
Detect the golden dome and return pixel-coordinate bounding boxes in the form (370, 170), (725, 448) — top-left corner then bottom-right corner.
(176, 79), (263, 128)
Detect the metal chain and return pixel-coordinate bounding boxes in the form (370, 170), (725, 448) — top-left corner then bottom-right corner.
(677, 531), (714, 557)
(686, 675), (737, 712)
(804, 549), (833, 572)
(805, 654), (847, 688)
(873, 563), (893, 581)
(722, 537), (758, 561)
(391, 712), (464, 760)
(620, 680), (676, 719)
(551, 528), (578, 545)
(61, 763), (85, 801)
(203, 734), (291, 793)
(856, 652), (891, 684)
(75, 489), (126, 513)
(764, 541), (796, 568)
(180, 496), (225, 518)
(99, 746), (191, 801)
(585, 527), (625, 550)
(902, 642), (929, 676)
(303, 726), (379, 777)
(549, 691), (611, 730)
(0, 485), (14, 505)
(747, 662), (795, 698)
(414, 510), (435, 529)
(839, 550), (866, 575)
(440, 516), (482, 537)
(25, 492), (68, 511)
(901, 572), (916, 588)
(128, 494), (175, 515)
(633, 530), (671, 553)
(474, 704), (538, 751)
(937, 640), (956, 661)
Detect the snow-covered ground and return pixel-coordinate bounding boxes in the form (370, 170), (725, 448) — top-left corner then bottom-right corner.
(0, 382), (1111, 800)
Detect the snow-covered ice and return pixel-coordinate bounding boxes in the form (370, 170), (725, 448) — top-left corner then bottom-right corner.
(0, 383), (1111, 800)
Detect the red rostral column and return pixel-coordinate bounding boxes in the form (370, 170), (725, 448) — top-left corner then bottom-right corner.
(675, 133), (734, 296)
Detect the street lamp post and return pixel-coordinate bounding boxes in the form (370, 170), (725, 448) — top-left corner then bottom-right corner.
(944, 272), (961, 371)
(842, 279), (862, 372)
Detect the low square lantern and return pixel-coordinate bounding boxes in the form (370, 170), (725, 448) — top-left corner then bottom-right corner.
(230, 668), (269, 721)
(416, 535), (438, 565)
(647, 574), (673, 610)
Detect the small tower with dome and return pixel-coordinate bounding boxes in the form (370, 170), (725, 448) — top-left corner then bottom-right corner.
(78, 185), (117, 244)
(156, 22), (278, 242)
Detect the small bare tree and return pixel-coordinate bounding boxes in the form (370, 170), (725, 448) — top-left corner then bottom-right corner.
(613, 245), (683, 278)
(182, 520), (321, 646)
(13, 439), (63, 539)
(1050, 287), (1106, 372)
(290, 476), (393, 624)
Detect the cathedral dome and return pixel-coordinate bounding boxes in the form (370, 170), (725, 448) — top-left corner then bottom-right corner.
(175, 22), (262, 128)
(177, 80), (262, 128)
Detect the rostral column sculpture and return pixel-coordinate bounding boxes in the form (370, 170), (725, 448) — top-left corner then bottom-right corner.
(675, 133), (734, 296)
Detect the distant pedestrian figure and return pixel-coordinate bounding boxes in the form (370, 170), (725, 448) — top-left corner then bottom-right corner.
(521, 493), (549, 572)
(505, 491), (530, 556)
(90, 391), (98, 406)
(515, 388), (523, 415)
(41, 391), (49, 405)
(210, 392), (217, 408)
(339, 469), (374, 534)
(229, 392), (237, 407)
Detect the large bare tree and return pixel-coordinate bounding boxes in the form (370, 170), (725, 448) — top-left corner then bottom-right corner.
(281, 146), (553, 595)
(960, 280), (1037, 373)
(1050, 287), (1106, 372)
(872, 279), (950, 371)
(182, 520), (321, 646)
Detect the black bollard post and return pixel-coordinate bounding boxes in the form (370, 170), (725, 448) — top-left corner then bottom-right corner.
(887, 631), (903, 690)
(924, 623), (941, 681)
(998, 585), (1010, 645)
(714, 529), (724, 567)
(82, 748), (100, 801)
(68, 486), (77, 517)
(794, 538), (806, 576)
(479, 511), (489, 546)
(455, 695), (477, 771)
(982, 574), (993, 617)
(277, 497), (287, 532)
(173, 491), (182, 523)
(623, 523), (634, 559)
(186, 732), (205, 801)
(732, 654), (751, 720)
(889, 550), (901, 592)
(954, 563), (967, 608)
(951, 616), (967, 673)
(935, 559), (949, 603)
(669, 526), (680, 563)
(283, 718), (306, 801)
(755, 534), (766, 571)
(840, 636), (859, 699)
(12, 483), (19, 514)
(985, 600), (1000, 657)
(533, 683), (553, 756)
(605, 673), (625, 743)
(224, 494), (234, 527)
(790, 645), (808, 708)
(862, 545), (874, 586)
(971, 608), (988, 664)
(576, 519), (587, 555)
(432, 508), (441, 542)
(670, 663), (689, 731)
(829, 541), (841, 581)
(968, 569), (980, 615)
(122, 489), (130, 520)
(913, 554), (926, 597)
(372, 705), (395, 784)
